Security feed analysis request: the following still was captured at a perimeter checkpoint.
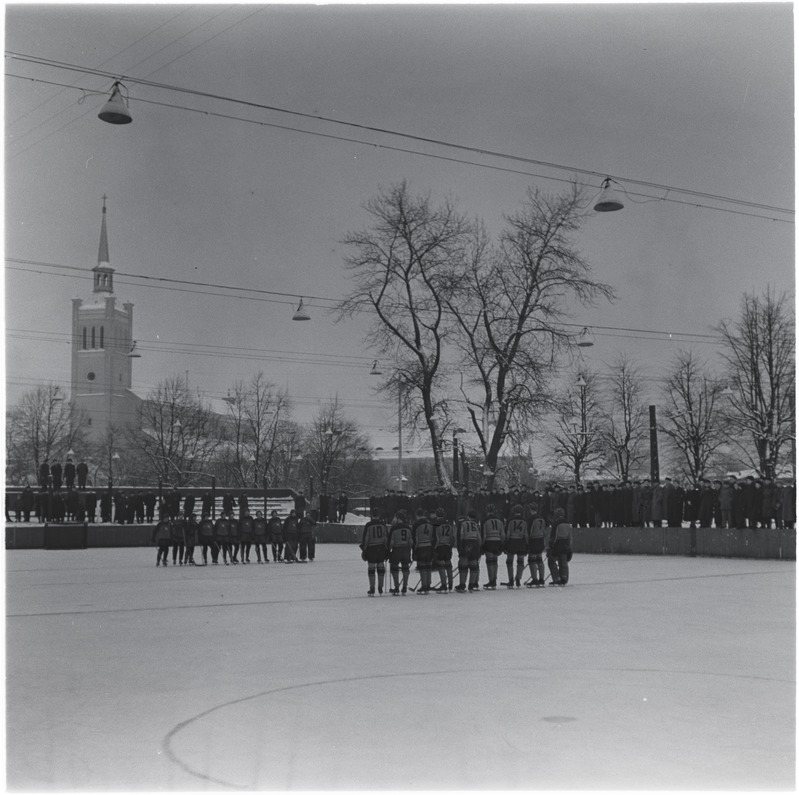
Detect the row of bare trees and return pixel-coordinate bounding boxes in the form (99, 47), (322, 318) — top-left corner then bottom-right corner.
(339, 181), (794, 487)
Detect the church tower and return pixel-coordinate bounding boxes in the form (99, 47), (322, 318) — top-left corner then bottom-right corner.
(70, 198), (140, 439)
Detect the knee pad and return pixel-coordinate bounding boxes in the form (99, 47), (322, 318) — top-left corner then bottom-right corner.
(368, 562), (377, 573)
(485, 551), (497, 563)
(376, 563), (386, 574)
(469, 561), (479, 572)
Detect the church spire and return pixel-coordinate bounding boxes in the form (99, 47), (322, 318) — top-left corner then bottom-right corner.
(98, 194), (110, 265)
(92, 195), (114, 294)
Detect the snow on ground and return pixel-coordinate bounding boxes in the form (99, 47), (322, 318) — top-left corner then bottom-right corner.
(6, 547), (795, 791)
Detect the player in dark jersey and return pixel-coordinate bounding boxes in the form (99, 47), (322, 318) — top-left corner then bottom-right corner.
(504, 504), (529, 588)
(361, 513), (389, 596)
(153, 518), (171, 566)
(481, 503), (505, 589)
(411, 508), (436, 594)
(455, 509), (483, 592)
(268, 510), (284, 561)
(253, 510), (269, 563)
(547, 507), (573, 585)
(527, 502), (547, 587)
(198, 513), (217, 565)
(433, 507), (456, 592)
(387, 510), (413, 595)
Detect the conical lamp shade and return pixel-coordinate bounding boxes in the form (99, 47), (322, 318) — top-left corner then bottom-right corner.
(98, 86), (132, 125)
(292, 299), (311, 321)
(594, 181), (624, 212)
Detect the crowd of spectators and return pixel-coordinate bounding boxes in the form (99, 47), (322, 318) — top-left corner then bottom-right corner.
(370, 476), (796, 530)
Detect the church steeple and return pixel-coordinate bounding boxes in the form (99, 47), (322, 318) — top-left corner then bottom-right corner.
(92, 196), (114, 294)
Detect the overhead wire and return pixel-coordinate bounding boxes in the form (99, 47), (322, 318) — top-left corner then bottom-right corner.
(5, 52), (794, 223)
(6, 257), (727, 344)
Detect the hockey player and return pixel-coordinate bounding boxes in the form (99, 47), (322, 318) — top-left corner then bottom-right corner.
(170, 515), (186, 566)
(228, 513), (240, 564)
(283, 510), (300, 563)
(184, 513), (198, 565)
(387, 510), (413, 595)
(268, 510), (284, 561)
(547, 507), (573, 585)
(152, 517), (171, 566)
(411, 508), (436, 594)
(215, 512), (232, 565)
(253, 510), (269, 563)
(298, 512), (317, 562)
(481, 503), (505, 589)
(199, 513), (217, 565)
(433, 507), (456, 592)
(361, 513), (389, 596)
(239, 511), (254, 563)
(504, 504), (529, 588)
(455, 509), (483, 592)
(527, 502), (547, 587)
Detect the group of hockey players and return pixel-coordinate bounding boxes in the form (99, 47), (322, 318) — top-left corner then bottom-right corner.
(150, 509), (316, 567)
(360, 501), (573, 596)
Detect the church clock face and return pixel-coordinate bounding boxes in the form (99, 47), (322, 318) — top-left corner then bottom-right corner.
(87, 372), (96, 381)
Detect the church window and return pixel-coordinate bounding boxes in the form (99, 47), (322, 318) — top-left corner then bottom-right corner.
(91, 327), (95, 348)
(82, 327), (87, 349)
(100, 326), (104, 348)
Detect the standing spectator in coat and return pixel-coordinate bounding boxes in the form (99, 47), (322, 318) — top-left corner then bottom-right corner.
(650, 480), (665, 528)
(167, 486), (182, 520)
(779, 481), (795, 529)
(749, 478), (764, 529)
(697, 479), (716, 528)
(50, 461), (63, 492)
(201, 491), (214, 519)
(38, 459), (50, 490)
(239, 493), (249, 522)
(732, 480), (746, 529)
(6, 489), (17, 523)
(20, 485), (34, 522)
(76, 460), (89, 489)
(64, 458), (76, 490)
(143, 491), (156, 522)
(222, 491), (236, 516)
(294, 491), (307, 519)
(319, 493), (330, 523)
(65, 488), (79, 521)
(183, 493), (196, 519)
(683, 482), (699, 528)
(336, 492), (349, 523)
(761, 477), (777, 529)
(85, 490), (98, 523)
(719, 479), (735, 529)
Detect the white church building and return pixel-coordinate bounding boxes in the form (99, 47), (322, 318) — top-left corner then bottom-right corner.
(70, 199), (141, 439)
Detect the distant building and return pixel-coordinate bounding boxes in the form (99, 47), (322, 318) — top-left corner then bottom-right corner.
(70, 198), (141, 439)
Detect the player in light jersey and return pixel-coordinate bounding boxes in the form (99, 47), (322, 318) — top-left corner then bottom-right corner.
(527, 502), (548, 587)
(481, 504), (505, 590)
(361, 513), (389, 596)
(387, 510), (413, 595)
(412, 508), (436, 594)
(433, 507), (455, 592)
(455, 509), (483, 592)
(547, 507), (573, 585)
(504, 504), (529, 588)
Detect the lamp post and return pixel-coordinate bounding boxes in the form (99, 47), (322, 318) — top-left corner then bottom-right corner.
(649, 405), (660, 483)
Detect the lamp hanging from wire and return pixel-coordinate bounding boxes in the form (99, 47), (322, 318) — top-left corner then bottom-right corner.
(576, 327), (595, 348)
(369, 360), (382, 376)
(98, 81), (132, 125)
(127, 341), (141, 358)
(292, 298), (310, 321)
(593, 177), (624, 212)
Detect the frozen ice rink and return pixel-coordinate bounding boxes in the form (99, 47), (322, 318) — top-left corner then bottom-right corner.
(6, 546), (796, 791)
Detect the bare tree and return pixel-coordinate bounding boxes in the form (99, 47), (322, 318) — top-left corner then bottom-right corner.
(339, 181), (474, 488)
(220, 373), (291, 487)
(6, 384), (89, 485)
(126, 376), (223, 486)
(546, 369), (605, 484)
(444, 183), (615, 486)
(658, 350), (727, 483)
(597, 354), (648, 481)
(300, 398), (372, 496)
(717, 289), (795, 478)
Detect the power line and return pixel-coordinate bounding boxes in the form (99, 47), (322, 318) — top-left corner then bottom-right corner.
(5, 53), (794, 222)
(6, 256), (727, 344)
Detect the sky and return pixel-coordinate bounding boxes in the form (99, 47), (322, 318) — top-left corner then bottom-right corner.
(4, 2), (795, 457)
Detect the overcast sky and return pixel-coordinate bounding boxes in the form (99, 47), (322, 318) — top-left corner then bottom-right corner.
(4, 2), (794, 454)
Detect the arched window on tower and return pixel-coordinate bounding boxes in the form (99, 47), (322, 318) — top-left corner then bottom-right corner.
(82, 327), (87, 349)
(91, 327), (96, 349)
(100, 326), (104, 349)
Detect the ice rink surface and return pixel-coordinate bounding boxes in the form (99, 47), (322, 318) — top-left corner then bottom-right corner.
(6, 546), (796, 791)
